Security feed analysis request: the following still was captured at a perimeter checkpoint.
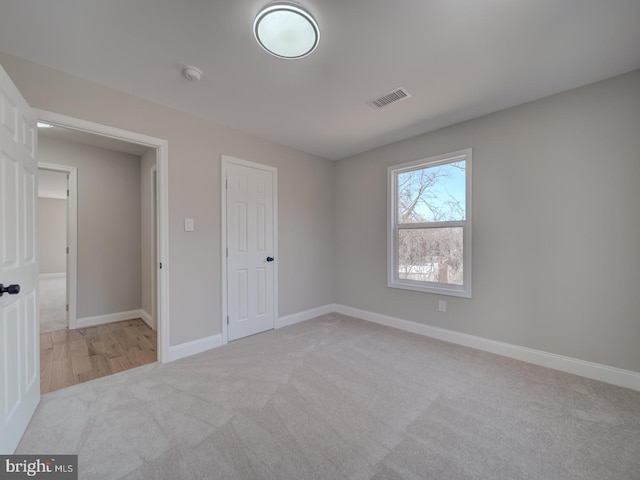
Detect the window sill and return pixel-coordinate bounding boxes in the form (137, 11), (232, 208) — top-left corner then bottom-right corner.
(387, 280), (471, 298)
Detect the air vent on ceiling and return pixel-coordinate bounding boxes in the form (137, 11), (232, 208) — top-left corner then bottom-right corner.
(368, 87), (411, 110)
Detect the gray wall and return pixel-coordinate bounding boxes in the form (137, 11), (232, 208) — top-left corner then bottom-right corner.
(38, 197), (66, 274)
(5, 50), (637, 374)
(0, 51), (335, 346)
(38, 135), (142, 318)
(334, 69), (640, 372)
(140, 148), (156, 327)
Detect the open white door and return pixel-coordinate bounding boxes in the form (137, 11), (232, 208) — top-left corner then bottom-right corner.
(225, 159), (276, 342)
(0, 65), (40, 453)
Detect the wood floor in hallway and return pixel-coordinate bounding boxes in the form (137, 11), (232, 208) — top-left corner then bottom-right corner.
(40, 318), (157, 394)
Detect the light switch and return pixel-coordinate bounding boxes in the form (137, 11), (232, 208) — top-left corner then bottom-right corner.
(184, 218), (195, 232)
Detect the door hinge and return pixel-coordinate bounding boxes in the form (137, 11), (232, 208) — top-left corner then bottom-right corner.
(66, 246), (69, 254)
(66, 304), (69, 312)
(226, 247), (228, 257)
(226, 179), (228, 189)
(67, 189), (70, 197)
(159, 262), (163, 269)
(227, 315), (229, 325)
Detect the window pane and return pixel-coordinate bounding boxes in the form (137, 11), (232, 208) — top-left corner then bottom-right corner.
(398, 227), (463, 285)
(397, 161), (465, 223)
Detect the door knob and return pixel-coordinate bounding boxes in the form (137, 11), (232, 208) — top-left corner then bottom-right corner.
(0, 284), (20, 297)
(266, 257), (274, 262)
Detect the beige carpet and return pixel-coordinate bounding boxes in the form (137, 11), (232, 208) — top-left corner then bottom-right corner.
(39, 275), (67, 333)
(17, 314), (640, 479)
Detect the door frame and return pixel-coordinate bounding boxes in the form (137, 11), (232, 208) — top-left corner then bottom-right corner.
(36, 109), (171, 362)
(37, 163), (78, 329)
(221, 155), (278, 345)
(150, 165), (158, 329)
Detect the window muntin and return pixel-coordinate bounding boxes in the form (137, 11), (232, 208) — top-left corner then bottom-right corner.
(388, 149), (472, 297)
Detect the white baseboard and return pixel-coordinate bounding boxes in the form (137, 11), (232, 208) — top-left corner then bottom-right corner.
(276, 304), (335, 329)
(39, 272), (65, 279)
(76, 309), (145, 329)
(139, 310), (154, 330)
(167, 334), (223, 362)
(333, 304), (640, 392)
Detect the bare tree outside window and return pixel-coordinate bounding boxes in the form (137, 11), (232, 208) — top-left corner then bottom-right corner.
(396, 162), (465, 285)
(397, 162), (465, 223)
(389, 149), (471, 297)
(398, 228), (463, 285)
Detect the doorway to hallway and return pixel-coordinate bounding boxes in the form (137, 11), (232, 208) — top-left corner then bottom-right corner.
(37, 165), (75, 334)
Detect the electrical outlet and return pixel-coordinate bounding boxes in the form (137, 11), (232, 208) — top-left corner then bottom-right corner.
(438, 300), (446, 312)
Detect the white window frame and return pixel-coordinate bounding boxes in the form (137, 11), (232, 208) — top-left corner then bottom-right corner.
(387, 148), (472, 298)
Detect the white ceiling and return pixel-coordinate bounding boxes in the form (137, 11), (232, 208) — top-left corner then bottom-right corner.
(1, 0), (639, 160)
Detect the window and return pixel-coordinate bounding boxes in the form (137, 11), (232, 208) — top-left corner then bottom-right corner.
(388, 149), (472, 297)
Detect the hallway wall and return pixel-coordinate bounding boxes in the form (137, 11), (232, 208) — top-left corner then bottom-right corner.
(38, 135), (142, 319)
(38, 197), (66, 274)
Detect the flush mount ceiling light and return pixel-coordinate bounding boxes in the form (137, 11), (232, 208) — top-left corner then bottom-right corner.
(254, 2), (319, 59)
(37, 122), (53, 128)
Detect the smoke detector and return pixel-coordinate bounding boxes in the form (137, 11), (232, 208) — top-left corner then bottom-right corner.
(182, 65), (203, 81)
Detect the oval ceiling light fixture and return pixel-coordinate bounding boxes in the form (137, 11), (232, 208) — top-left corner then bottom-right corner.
(37, 122), (54, 128)
(254, 2), (319, 59)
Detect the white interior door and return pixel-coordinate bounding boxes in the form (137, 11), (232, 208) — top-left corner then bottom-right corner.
(0, 65), (40, 453)
(226, 161), (276, 342)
